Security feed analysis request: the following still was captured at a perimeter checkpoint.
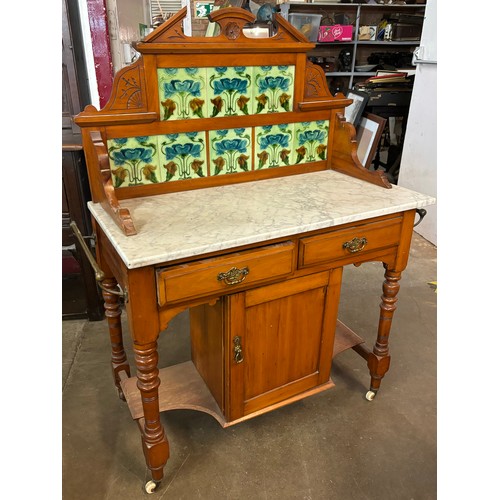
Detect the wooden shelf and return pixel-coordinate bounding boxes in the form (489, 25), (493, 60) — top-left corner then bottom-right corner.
(356, 41), (420, 46)
(333, 320), (365, 358)
(316, 41), (418, 47)
(121, 360), (335, 428)
(121, 361), (227, 426)
(286, 1), (425, 88)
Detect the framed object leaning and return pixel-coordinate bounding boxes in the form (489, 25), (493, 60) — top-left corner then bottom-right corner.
(344, 89), (369, 128)
(355, 113), (387, 169)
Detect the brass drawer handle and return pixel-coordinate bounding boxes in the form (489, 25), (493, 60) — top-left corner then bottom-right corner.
(343, 237), (367, 253)
(217, 266), (249, 285)
(233, 336), (244, 364)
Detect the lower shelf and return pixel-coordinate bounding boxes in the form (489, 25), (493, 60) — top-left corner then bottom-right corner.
(121, 361), (227, 426)
(120, 320), (365, 427)
(333, 320), (365, 357)
(121, 361), (334, 428)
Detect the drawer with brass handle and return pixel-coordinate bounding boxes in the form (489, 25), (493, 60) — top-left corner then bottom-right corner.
(156, 241), (295, 306)
(298, 215), (402, 268)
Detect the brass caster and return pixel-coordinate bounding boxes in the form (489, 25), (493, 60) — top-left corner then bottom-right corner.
(118, 388), (126, 402)
(144, 480), (160, 494)
(365, 390), (377, 401)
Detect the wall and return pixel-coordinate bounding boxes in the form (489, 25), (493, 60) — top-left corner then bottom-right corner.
(106, 0), (149, 72)
(78, 0), (115, 107)
(397, 0), (437, 245)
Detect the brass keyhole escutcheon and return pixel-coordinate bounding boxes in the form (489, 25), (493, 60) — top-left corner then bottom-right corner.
(233, 336), (244, 364)
(342, 236), (367, 253)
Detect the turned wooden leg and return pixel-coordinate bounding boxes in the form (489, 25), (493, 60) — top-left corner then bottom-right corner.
(366, 266), (401, 399)
(102, 277), (130, 400)
(134, 342), (170, 484)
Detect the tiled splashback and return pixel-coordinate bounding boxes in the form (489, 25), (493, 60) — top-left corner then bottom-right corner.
(107, 121), (329, 188)
(158, 66), (295, 120)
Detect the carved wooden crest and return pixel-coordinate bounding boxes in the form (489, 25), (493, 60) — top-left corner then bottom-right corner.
(137, 6), (314, 50)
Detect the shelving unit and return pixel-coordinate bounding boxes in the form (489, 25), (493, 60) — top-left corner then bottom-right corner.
(281, 1), (426, 92)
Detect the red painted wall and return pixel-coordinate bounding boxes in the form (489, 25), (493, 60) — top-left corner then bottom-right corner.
(86, 0), (114, 108)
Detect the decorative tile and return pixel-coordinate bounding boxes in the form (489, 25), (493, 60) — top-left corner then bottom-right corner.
(107, 136), (160, 188)
(293, 121), (329, 164)
(158, 132), (207, 181)
(207, 66), (253, 117)
(158, 68), (208, 120)
(255, 123), (294, 169)
(209, 128), (252, 175)
(253, 66), (294, 114)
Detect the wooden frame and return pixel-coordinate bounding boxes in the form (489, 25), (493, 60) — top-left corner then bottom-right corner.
(75, 7), (392, 237)
(355, 113), (387, 169)
(344, 89), (369, 128)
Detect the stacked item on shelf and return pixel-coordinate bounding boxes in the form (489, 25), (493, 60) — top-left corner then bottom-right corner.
(355, 71), (414, 96)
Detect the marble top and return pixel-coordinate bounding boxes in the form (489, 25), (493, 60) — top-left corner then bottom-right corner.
(88, 170), (436, 269)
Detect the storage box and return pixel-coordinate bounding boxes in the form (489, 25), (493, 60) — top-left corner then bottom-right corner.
(317, 25), (353, 43)
(289, 13), (322, 42)
(358, 25), (377, 41)
(391, 23), (421, 41)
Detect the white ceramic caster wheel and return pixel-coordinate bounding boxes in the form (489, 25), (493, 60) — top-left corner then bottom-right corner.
(365, 390), (376, 401)
(144, 480), (159, 494)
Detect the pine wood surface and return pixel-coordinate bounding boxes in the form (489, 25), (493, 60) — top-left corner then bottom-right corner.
(298, 214), (403, 268)
(156, 242), (295, 306)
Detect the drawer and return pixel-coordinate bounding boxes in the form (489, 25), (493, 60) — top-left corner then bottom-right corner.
(298, 216), (402, 268)
(156, 242), (295, 306)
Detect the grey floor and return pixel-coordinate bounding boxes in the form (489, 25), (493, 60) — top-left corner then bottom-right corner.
(62, 232), (437, 500)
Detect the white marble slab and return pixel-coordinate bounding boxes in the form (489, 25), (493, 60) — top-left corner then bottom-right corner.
(88, 170), (436, 269)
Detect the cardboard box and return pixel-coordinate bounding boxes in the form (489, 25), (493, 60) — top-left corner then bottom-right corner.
(358, 25), (377, 41)
(317, 25), (353, 43)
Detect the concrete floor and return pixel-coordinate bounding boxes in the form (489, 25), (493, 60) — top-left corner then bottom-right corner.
(62, 232), (436, 499)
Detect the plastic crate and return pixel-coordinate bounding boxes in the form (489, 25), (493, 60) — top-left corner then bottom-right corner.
(289, 13), (322, 42)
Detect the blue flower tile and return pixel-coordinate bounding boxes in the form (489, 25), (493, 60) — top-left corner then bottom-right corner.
(158, 67), (208, 120)
(158, 132), (207, 181)
(107, 136), (160, 187)
(255, 123), (294, 169)
(293, 121), (329, 164)
(209, 128), (252, 175)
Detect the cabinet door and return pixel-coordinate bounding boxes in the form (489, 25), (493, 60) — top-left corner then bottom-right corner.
(226, 269), (342, 422)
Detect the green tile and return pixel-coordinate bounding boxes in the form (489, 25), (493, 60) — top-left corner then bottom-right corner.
(107, 136), (160, 187)
(158, 132), (207, 181)
(293, 121), (329, 164)
(209, 128), (252, 175)
(207, 66), (253, 117)
(255, 123), (294, 169)
(253, 66), (294, 114)
(158, 68), (208, 121)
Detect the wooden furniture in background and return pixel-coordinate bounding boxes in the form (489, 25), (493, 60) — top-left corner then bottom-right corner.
(62, 0), (104, 320)
(74, 7), (434, 493)
(62, 146), (104, 320)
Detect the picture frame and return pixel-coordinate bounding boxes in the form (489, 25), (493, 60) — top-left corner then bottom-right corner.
(355, 112), (387, 169)
(375, 70), (408, 77)
(344, 89), (370, 128)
